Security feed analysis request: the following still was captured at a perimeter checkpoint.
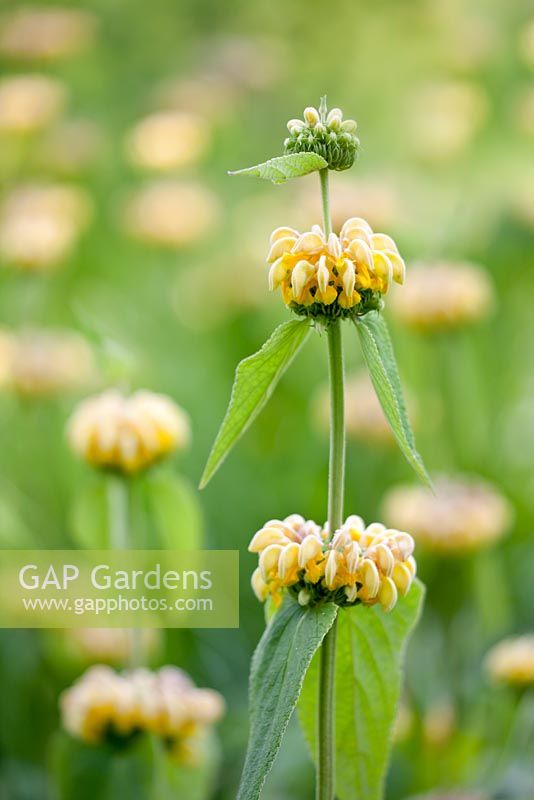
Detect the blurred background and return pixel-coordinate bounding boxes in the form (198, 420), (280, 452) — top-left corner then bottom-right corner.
(0, 0), (533, 798)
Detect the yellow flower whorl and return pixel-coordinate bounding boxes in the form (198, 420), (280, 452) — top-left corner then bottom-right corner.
(67, 389), (190, 474)
(249, 514), (416, 612)
(267, 218), (405, 320)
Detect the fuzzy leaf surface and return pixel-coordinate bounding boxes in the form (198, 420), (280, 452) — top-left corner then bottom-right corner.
(237, 597), (338, 800)
(229, 152), (328, 184)
(355, 313), (431, 487)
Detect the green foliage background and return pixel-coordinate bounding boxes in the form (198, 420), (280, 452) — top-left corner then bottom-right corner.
(0, 0), (533, 797)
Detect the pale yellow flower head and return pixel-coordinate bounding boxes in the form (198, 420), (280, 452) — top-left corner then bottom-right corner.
(0, 7), (96, 62)
(67, 389), (190, 474)
(408, 80), (488, 161)
(60, 665), (225, 758)
(0, 74), (66, 134)
(390, 261), (494, 331)
(121, 180), (219, 249)
(65, 628), (160, 666)
(267, 218), (405, 319)
(382, 477), (511, 555)
(125, 111), (210, 172)
(1, 329), (96, 397)
(250, 513), (417, 612)
(0, 183), (92, 272)
(422, 700), (456, 748)
(485, 635), (534, 687)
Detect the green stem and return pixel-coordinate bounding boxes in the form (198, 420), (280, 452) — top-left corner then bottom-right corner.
(317, 618), (338, 800)
(107, 473), (143, 667)
(327, 322), (345, 533)
(107, 473), (129, 550)
(316, 167), (345, 800)
(319, 169), (332, 237)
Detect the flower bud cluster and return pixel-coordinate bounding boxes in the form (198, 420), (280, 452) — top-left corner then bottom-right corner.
(284, 104), (359, 170)
(267, 218), (405, 320)
(67, 389), (190, 474)
(60, 665), (225, 762)
(249, 514), (416, 612)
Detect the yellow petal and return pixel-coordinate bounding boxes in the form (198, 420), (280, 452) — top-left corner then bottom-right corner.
(340, 216), (372, 241)
(378, 576), (398, 612)
(372, 251), (393, 289)
(291, 260), (314, 301)
(392, 562), (413, 596)
(259, 544), (282, 580)
(342, 260), (355, 297)
(268, 258), (288, 291)
(327, 233), (342, 260)
(373, 543), (395, 577)
(298, 535), (323, 568)
(292, 231), (324, 255)
(270, 226), (299, 245)
(394, 532), (415, 560)
(248, 527), (288, 552)
(267, 236), (297, 263)
(361, 558), (380, 597)
(371, 232), (398, 253)
(316, 254), (329, 294)
(251, 568), (269, 601)
(345, 542), (360, 574)
(278, 542), (300, 581)
(384, 250), (405, 285)
(347, 238), (374, 270)
(325, 550), (340, 589)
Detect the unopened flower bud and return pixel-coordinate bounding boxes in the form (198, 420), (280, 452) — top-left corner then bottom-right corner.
(303, 106), (320, 126)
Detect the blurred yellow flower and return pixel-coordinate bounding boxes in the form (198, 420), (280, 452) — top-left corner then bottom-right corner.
(267, 218), (405, 317)
(422, 700), (456, 748)
(60, 665), (224, 759)
(0, 7), (96, 62)
(382, 477), (511, 554)
(0, 183), (92, 271)
(408, 80), (488, 161)
(0, 74), (66, 134)
(0, 329), (96, 397)
(125, 110), (210, 172)
(67, 389), (190, 474)
(389, 261), (494, 331)
(121, 180), (220, 249)
(64, 628), (160, 666)
(515, 86), (534, 138)
(485, 634), (534, 687)
(249, 513), (416, 611)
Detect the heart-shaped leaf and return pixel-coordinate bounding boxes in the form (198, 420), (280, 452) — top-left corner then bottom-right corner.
(200, 319), (311, 488)
(298, 580), (425, 800)
(237, 597), (338, 800)
(229, 153), (328, 184)
(355, 313), (431, 487)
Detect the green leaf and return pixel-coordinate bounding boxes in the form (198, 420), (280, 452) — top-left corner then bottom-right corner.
(146, 472), (203, 549)
(298, 580), (425, 800)
(200, 319), (311, 488)
(228, 153), (328, 184)
(237, 597), (338, 800)
(355, 312), (432, 487)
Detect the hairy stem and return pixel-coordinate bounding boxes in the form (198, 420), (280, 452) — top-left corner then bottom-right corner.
(316, 168), (345, 800)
